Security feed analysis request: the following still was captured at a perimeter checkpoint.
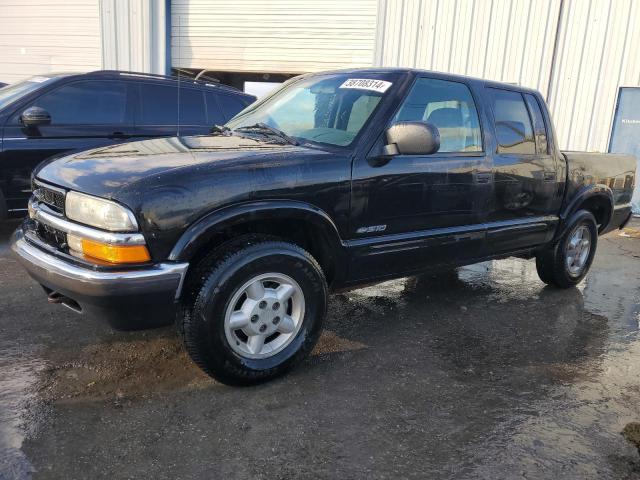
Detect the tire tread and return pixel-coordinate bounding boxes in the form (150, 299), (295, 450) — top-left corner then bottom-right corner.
(179, 234), (326, 385)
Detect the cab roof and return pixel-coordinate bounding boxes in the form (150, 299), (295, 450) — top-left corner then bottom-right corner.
(306, 67), (543, 96)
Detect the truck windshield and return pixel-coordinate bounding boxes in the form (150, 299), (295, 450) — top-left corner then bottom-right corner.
(0, 76), (56, 111)
(226, 73), (398, 147)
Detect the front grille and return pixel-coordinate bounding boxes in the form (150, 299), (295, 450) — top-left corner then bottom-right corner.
(33, 181), (65, 214)
(35, 222), (68, 250)
(23, 216), (68, 252)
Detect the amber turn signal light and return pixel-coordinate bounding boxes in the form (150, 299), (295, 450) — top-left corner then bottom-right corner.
(67, 234), (151, 264)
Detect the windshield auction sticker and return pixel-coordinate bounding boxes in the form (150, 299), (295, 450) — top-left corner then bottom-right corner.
(339, 79), (392, 93)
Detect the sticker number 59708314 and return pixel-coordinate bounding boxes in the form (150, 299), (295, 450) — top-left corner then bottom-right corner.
(339, 79), (393, 93)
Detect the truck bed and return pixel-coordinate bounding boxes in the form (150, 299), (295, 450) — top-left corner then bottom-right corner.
(562, 151), (635, 230)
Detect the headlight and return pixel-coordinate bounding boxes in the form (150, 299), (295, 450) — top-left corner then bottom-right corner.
(65, 191), (138, 232)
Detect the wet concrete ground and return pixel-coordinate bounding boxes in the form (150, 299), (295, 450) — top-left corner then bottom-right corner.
(1, 218), (639, 479)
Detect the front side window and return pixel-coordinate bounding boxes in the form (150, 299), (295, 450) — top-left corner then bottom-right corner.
(32, 81), (128, 125)
(490, 88), (536, 154)
(392, 77), (482, 153)
(0, 76), (56, 111)
(227, 73), (399, 147)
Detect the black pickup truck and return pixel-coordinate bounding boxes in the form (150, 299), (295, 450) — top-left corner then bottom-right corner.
(11, 68), (636, 385)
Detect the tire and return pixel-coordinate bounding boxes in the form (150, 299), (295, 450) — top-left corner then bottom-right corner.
(180, 236), (327, 386)
(535, 210), (598, 288)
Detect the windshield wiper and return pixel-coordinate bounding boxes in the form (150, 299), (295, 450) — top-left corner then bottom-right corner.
(234, 123), (299, 146)
(210, 124), (232, 135)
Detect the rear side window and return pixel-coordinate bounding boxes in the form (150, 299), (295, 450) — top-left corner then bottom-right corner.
(138, 84), (207, 126)
(206, 93), (226, 125)
(524, 94), (548, 154)
(490, 88), (535, 154)
(179, 89), (206, 125)
(32, 80), (128, 125)
(393, 77), (482, 153)
(138, 84), (178, 125)
(217, 93), (248, 121)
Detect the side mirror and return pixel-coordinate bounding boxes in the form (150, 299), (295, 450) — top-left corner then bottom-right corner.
(383, 121), (440, 156)
(21, 106), (51, 127)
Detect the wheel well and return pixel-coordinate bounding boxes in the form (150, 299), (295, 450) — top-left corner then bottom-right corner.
(188, 218), (339, 286)
(579, 196), (611, 231)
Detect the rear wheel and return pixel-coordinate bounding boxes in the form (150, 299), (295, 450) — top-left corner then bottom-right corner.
(180, 237), (327, 385)
(536, 210), (598, 288)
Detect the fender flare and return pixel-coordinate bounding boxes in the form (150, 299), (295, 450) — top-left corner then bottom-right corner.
(555, 184), (614, 240)
(168, 200), (345, 262)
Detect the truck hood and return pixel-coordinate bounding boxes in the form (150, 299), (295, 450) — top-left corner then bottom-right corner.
(35, 135), (320, 198)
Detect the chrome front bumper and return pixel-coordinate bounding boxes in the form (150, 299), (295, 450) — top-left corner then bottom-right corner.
(11, 227), (189, 330)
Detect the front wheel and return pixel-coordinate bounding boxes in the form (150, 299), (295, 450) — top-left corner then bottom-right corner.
(536, 210), (598, 288)
(180, 238), (327, 385)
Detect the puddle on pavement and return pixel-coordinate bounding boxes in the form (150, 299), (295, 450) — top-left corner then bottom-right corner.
(456, 258), (640, 477)
(2, 229), (639, 478)
(0, 343), (46, 479)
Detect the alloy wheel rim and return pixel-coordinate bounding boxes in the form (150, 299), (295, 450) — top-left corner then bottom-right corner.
(223, 272), (305, 359)
(565, 225), (591, 276)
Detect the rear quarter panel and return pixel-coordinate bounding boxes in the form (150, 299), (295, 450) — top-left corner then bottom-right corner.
(562, 152), (636, 207)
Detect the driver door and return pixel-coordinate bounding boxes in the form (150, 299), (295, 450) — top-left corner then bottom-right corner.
(349, 76), (493, 281)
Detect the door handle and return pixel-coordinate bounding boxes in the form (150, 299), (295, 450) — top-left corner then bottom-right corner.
(474, 172), (493, 184)
(543, 171), (557, 182)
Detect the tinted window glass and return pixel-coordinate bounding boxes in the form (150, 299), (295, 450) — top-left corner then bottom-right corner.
(206, 93), (226, 125)
(524, 93), (548, 154)
(33, 81), (127, 125)
(393, 77), (482, 153)
(217, 94), (247, 121)
(138, 84), (178, 125)
(0, 76), (56, 111)
(490, 88), (535, 154)
(179, 89), (206, 125)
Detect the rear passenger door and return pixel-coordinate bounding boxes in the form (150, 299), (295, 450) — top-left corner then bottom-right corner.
(134, 83), (211, 138)
(485, 88), (561, 253)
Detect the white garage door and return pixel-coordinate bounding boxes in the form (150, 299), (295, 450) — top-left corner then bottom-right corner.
(171, 0), (378, 74)
(0, 0), (102, 84)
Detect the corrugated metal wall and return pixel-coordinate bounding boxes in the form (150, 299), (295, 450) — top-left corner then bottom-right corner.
(170, 0), (378, 73)
(0, 0), (102, 84)
(548, 0), (640, 152)
(100, 0), (167, 75)
(375, 0), (640, 152)
(375, 0), (560, 95)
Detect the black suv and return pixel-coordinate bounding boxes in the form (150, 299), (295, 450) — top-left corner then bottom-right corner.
(0, 71), (255, 217)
